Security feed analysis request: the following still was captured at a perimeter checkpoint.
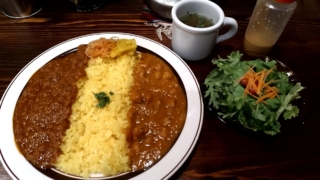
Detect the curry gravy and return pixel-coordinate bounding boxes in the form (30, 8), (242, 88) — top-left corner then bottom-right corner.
(13, 45), (89, 169)
(127, 52), (187, 171)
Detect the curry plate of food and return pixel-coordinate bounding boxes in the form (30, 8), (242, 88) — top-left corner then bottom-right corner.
(0, 33), (203, 180)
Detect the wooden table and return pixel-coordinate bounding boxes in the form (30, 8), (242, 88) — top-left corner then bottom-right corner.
(1, 0), (320, 179)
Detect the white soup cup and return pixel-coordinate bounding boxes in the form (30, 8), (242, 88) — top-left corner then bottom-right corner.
(171, 0), (238, 61)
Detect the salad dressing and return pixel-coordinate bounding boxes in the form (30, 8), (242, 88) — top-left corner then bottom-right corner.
(243, 0), (297, 57)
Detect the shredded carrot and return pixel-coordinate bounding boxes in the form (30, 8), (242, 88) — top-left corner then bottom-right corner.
(248, 66), (256, 73)
(239, 65), (279, 105)
(264, 86), (279, 98)
(256, 69), (265, 95)
(245, 88), (259, 99)
(262, 80), (279, 89)
(255, 92), (274, 104)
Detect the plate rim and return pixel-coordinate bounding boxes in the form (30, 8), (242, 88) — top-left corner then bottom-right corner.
(0, 32), (204, 180)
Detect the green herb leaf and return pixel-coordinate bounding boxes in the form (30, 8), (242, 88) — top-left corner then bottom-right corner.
(93, 92), (112, 108)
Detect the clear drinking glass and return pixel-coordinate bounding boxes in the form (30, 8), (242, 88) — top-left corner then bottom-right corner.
(0, 0), (44, 18)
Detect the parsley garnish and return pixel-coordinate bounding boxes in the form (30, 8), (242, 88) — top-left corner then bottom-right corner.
(93, 91), (114, 108)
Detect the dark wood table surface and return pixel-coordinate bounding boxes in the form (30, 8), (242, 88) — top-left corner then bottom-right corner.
(1, 0), (320, 179)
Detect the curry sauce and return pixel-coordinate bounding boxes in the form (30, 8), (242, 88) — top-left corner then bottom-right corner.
(13, 45), (89, 169)
(127, 53), (187, 171)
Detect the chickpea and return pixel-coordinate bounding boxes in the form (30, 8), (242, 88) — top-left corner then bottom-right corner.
(154, 99), (161, 108)
(130, 92), (142, 103)
(166, 98), (176, 108)
(158, 128), (167, 140)
(154, 71), (161, 79)
(155, 64), (163, 71)
(163, 117), (171, 126)
(162, 71), (173, 80)
(168, 88), (177, 97)
(139, 70), (145, 78)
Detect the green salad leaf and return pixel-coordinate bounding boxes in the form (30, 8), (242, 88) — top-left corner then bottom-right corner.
(204, 51), (305, 135)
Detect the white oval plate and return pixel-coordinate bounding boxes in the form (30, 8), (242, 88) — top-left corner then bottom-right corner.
(0, 32), (203, 180)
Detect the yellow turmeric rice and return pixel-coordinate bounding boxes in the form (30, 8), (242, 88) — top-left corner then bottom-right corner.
(54, 39), (140, 177)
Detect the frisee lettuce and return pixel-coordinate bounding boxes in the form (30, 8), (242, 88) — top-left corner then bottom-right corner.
(204, 51), (305, 135)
